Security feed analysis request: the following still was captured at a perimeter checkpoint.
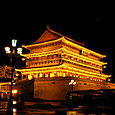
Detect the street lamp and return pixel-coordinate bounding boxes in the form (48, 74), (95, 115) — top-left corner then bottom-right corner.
(68, 80), (76, 111)
(69, 80), (76, 92)
(5, 39), (22, 114)
(69, 80), (76, 99)
(5, 47), (11, 53)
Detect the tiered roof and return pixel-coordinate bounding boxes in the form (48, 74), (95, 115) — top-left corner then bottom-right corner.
(22, 25), (105, 59)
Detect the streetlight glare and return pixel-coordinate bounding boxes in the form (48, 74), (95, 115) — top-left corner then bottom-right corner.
(69, 82), (72, 85)
(17, 48), (22, 55)
(4, 39), (22, 113)
(73, 82), (76, 85)
(13, 108), (17, 112)
(69, 80), (76, 85)
(12, 89), (18, 94)
(12, 39), (17, 47)
(5, 47), (11, 53)
(13, 100), (17, 105)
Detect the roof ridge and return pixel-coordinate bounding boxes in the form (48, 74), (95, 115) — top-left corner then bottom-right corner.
(46, 25), (64, 37)
(46, 25), (85, 46)
(34, 26), (59, 43)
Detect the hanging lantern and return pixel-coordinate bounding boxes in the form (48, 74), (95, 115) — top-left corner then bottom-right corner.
(63, 72), (66, 77)
(103, 66), (106, 69)
(100, 79), (103, 82)
(73, 74), (76, 77)
(31, 58), (33, 61)
(108, 78), (111, 82)
(45, 73), (49, 77)
(50, 72), (55, 78)
(28, 74), (32, 80)
(79, 75), (82, 78)
(70, 73), (72, 77)
(22, 57), (25, 61)
(54, 54), (57, 57)
(15, 73), (19, 77)
(76, 74), (78, 78)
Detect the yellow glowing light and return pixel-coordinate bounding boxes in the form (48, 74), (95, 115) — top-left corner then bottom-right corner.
(13, 108), (17, 112)
(16, 73), (19, 77)
(39, 73), (43, 78)
(103, 66), (106, 68)
(12, 90), (18, 94)
(13, 82), (16, 85)
(16, 64), (110, 80)
(62, 56), (102, 70)
(22, 57), (25, 61)
(28, 74), (33, 80)
(63, 48), (106, 65)
(108, 78), (111, 82)
(22, 34), (105, 59)
(62, 37), (106, 58)
(5, 47), (11, 54)
(22, 47), (106, 65)
(12, 39), (17, 47)
(45, 73), (49, 77)
(73, 82), (76, 85)
(17, 47), (22, 55)
(13, 101), (17, 104)
(19, 24), (110, 84)
(69, 80), (76, 85)
(63, 72), (66, 77)
(9, 82), (11, 85)
(50, 73), (55, 77)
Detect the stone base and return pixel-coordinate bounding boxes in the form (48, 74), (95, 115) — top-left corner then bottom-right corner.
(34, 77), (111, 101)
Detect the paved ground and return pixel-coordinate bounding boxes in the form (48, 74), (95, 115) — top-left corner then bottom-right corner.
(0, 101), (114, 115)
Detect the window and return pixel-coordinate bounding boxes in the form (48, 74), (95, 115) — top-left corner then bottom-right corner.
(84, 83), (87, 85)
(52, 81), (55, 84)
(23, 75), (26, 79)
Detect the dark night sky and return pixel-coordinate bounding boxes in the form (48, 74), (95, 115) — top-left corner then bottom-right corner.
(0, 3), (114, 82)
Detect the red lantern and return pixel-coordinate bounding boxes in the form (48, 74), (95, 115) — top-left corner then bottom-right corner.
(78, 75), (82, 78)
(54, 54), (57, 57)
(31, 58), (33, 60)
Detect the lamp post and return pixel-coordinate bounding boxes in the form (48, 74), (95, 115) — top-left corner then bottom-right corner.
(69, 80), (76, 93)
(5, 39), (22, 114)
(68, 80), (76, 111)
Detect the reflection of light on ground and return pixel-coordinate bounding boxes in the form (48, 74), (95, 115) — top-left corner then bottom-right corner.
(0, 101), (114, 114)
(13, 101), (17, 105)
(13, 108), (17, 112)
(13, 112), (17, 115)
(67, 111), (79, 115)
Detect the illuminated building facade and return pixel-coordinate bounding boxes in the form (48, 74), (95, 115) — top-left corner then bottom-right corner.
(0, 65), (12, 79)
(16, 26), (115, 101)
(0, 65), (11, 100)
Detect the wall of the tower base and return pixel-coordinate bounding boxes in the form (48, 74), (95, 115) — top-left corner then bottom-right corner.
(15, 79), (34, 101)
(34, 77), (109, 101)
(34, 77), (71, 101)
(22, 80), (34, 100)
